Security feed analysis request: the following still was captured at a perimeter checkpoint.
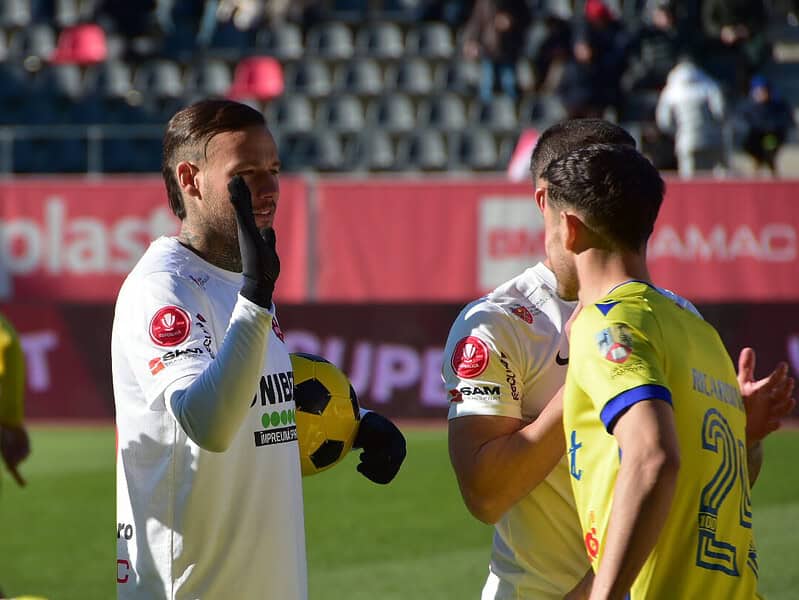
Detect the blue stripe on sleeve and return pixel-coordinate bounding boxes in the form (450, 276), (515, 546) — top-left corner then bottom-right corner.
(600, 384), (672, 433)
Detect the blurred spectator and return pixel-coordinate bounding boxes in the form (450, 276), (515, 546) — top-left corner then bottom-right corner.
(702, 0), (770, 89)
(656, 58), (726, 177)
(737, 76), (795, 176)
(557, 37), (612, 118)
(462, 0), (532, 102)
(623, 0), (685, 92)
(532, 14), (572, 93)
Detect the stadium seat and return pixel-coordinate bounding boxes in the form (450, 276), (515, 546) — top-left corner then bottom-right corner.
(418, 93), (467, 130)
(366, 94), (416, 133)
(256, 25), (303, 61)
(51, 23), (107, 64)
(228, 56), (284, 101)
(184, 58), (232, 99)
(400, 130), (449, 171)
(315, 131), (350, 171)
(13, 137), (89, 173)
(307, 22), (354, 60)
(386, 58), (434, 96)
(434, 60), (480, 94)
(519, 94), (567, 126)
(85, 60), (132, 99)
(100, 137), (163, 172)
(206, 21), (255, 57)
(8, 24), (56, 61)
(333, 58), (383, 96)
(0, 28), (8, 61)
(285, 59), (331, 98)
(405, 23), (454, 59)
(0, 62), (33, 124)
(470, 96), (518, 133)
(133, 59), (184, 99)
(55, 0), (80, 27)
(355, 22), (403, 59)
(317, 95), (365, 133)
(0, 0), (32, 28)
(266, 95), (314, 134)
(354, 130), (398, 171)
(455, 129), (499, 171)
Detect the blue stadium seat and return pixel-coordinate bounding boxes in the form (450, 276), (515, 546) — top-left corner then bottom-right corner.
(285, 59), (332, 98)
(256, 25), (303, 61)
(266, 95), (314, 134)
(134, 59), (184, 99)
(0, 0), (32, 28)
(317, 95), (365, 133)
(307, 22), (353, 60)
(183, 58), (232, 99)
(366, 94), (416, 133)
(400, 130), (448, 171)
(14, 137), (88, 173)
(454, 129), (500, 171)
(8, 24), (56, 61)
(405, 23), (454, 59)
(100, 137), (163, 173)
(386, 58), (434, 96)
(469, 96), (518, 133)
(355, 22), (403, 59)
(418, 94), (467, 130)
(434, 60), (480, 94)
(353, 130), (398, 172)
(333, 58), (383, 96)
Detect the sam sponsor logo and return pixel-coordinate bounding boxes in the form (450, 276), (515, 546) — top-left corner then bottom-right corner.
(149, 347), (203, 375)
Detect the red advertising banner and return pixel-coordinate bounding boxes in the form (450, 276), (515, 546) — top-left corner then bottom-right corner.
(316, 179), (799, 303)
(5, 301), (798, 421)
(0, 177), (309, 303)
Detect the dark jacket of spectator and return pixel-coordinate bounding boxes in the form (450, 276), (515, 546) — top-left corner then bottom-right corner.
(737, 76), (795, 172)
(462, 0), (531, 63)
(623, 2), (687, 92)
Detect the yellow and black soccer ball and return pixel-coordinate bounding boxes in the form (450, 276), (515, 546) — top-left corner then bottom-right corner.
(290, 352), (360, 476)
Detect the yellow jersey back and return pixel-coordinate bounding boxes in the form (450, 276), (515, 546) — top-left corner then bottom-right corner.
(563, 281), (758, 599)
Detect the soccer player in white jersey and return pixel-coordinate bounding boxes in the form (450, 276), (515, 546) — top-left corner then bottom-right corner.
(443, 119), (796, 600)
(113, 99), (406, 599)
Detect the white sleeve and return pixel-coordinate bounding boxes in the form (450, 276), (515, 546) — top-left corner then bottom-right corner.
(442, 302), (525, 421)
(165, 295), (272, 452)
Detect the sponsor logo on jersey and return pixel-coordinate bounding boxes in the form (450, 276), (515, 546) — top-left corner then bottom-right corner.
(499, 352), (520, 402)
(250, 371), (295, 407)
(595, 324), (633, 364)
(188, 272), (209, 290)
(116, 522), (133, 540)
(254, 425), (298, 447)
(458, 385), (500, 396)
(568, 429), (583, 480)
(117, 559), (131, 584)
(272, 316), (285, 342)
(149, 306), (191, 347)
(584, 527), (600, 561)
(195, 313), (215, 359)
(448, 389), (463, 403)
(148, 347), (203, 375)
(261, 408), (296, 429)
(510, 304), (534, 324)
(451, 336), (490, 379)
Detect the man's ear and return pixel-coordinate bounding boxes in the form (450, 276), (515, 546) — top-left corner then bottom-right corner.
(534, 182), (546, 212)
(176, 161), (202, 200)
(561, 211), (585, 253)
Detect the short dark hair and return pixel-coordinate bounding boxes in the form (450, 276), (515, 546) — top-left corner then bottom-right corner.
(529, 119), (636, 183)
(162, 99), (267, 219)
(543, 143), (665, 251)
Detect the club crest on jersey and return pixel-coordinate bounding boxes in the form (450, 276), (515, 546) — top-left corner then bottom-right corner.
(596, 324), (633, 364)
(149, 306), (191, 347)
(272, 316), (285, 342)
(451, 336), (489, 379)
(510, 304), (534, 324)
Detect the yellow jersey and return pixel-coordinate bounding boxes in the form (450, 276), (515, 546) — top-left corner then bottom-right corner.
(563, 281), (758, 599)
(0, 313), (25, 428)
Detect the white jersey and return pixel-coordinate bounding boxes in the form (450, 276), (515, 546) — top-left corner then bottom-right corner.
(443, 263), (588, 599)
(113, 237), (306, 599)
(443, 265), (702, 600)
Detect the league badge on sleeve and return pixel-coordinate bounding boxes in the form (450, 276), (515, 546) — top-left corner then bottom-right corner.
(451, 336), (490, 379)
(595, 324), (633, 364)
(149, 306), (191, 347)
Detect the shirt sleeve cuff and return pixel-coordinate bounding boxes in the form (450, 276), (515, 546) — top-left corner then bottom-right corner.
(600, 384), (672, 433)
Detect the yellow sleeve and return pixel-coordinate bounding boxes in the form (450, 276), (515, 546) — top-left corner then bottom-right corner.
(569, 302), (671, 433)
(0, 318), (25, 427)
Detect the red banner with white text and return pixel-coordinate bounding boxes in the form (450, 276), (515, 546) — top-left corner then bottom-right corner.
(0, 178), (309, 303)
(316, 179), (799, 302)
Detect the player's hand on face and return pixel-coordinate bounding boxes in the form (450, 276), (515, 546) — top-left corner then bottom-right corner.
(0, 424), (30, 487)
(228, 175), (280, 308)
(352, 412), (406, 484)
(737, 347), (796, 447)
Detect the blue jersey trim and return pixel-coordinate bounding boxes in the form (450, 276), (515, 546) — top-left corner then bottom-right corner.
(600, 384), (673, 433)
(595, 300), (620, 316)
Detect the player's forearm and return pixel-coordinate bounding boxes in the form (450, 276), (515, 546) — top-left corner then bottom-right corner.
(746, 441), (763, 487)
(456, 396), (566, 523)
(589, 449), (679, 600)
(167, 295), (272, 452)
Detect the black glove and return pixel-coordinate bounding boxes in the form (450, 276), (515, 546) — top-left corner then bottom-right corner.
(228, 175), (280, 308)
(353, 411), (406, 484)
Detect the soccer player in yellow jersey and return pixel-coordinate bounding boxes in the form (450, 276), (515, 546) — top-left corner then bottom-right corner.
(542, 142), (764, 599)
(0, 313), (29, 487)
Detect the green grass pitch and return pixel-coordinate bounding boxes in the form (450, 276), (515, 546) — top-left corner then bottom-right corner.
(0, 427), (797, 599)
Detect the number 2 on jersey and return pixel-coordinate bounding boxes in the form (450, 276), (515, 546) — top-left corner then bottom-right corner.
(696, 408), (755, 577)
